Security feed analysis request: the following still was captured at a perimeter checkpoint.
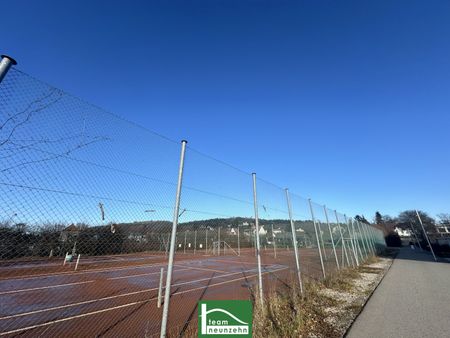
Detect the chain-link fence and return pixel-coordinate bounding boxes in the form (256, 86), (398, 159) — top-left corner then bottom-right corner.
(0, 64), (386, 337)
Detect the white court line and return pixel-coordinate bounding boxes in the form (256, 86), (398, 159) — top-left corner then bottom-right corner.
(207, 258), (278, 266)
(173, 264), (228, 274)
(0, 255), (232, 282)
(0, 262), (167, 282)
(0, 267), (287, 336)
(0, 280), (95, 295)
(108, 268), (190, 281)
(0, 264), (156, 281)
(0, 257), (242, 294)
(0, 266), (274, 321)
(0, 268), (193, 295)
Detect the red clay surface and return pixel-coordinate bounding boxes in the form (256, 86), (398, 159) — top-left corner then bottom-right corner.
(0, 247), (340, 337)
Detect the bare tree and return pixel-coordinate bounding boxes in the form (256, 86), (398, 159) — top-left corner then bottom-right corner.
(437, 213), (450, 225)
(398, 210), (435, 226)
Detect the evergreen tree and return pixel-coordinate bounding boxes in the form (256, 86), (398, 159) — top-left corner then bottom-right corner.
(375, 211), (383, 224)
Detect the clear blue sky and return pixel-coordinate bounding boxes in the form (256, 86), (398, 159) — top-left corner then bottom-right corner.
(2, 0), (450, 220)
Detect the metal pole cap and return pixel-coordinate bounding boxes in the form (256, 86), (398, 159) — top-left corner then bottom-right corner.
(1, 55), (18, 65)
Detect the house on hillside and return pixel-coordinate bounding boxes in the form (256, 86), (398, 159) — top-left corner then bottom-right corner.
(259, 225), (267, 236)
(436, 224), (450, 236)
(273, 228), (283, 235)
(127, 233), (147, 242)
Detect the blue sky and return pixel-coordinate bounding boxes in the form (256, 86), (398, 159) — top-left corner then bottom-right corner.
(2, 0), (450, 220)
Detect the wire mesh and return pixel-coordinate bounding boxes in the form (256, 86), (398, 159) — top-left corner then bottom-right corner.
(0, 68), (181, 337)
(288, 193), (324, 281)
(0, 67), (386, 337)
(253, 178), (298, 295)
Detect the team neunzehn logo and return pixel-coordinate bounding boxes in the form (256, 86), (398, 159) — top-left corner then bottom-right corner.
(198, 300), (252, 337)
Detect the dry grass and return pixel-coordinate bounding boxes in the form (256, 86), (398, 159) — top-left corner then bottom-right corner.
(322, 268), (360, 292)
(252, 257), (388, 338)
(253, 282), (340, 338)
(364, 255), (380, 265)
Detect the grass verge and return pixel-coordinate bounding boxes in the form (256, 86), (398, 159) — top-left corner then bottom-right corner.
(253, 255), (391, 338)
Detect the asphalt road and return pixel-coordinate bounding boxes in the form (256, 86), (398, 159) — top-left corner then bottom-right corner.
(347, 247), (450, 338)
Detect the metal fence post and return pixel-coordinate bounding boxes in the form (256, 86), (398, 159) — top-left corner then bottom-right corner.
(416, 210), (437, 261)
(362, 223), (374, 255)
(218, 227), (221, 256)
(271, 223), (277, 259)
(352, 219), (364, 262)
(342, 218), (355, 267)
(194, 230), (197, 255)
(0, 55), (17, 84)
(237, 225), (240, 256)
(364, 225), (371, 253)
(364, 223), (374, 256)
(205, 228), (208, 254)
(366, 224), (376, 254)
(315, 219), (327, 261)
(160, 140), (187, 338)
(344, 215), (359, 266)
(367, 225), (374, 254)
(409, 222), (423, 251)
(349, 218), (359, 260)
(334, 210), (349, 267)
(370, 226), (377, 254)
(252, 173), (264, 304)
(324, 206), (339, 270)
(356, 221), (368, 259)
(285, 189), (303, 294)
(308, 199), (326, 279)
(165, 233), (170, 257)
(372, 226), (380, 254)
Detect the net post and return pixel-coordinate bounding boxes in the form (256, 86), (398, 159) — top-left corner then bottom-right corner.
(74, 254), (81, 271)
(157, 267), (164, 308)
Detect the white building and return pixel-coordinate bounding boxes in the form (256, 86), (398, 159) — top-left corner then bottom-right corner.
(394, 227), (411, 237)
(273, 228), (283, 235)
(259, 225), (267, 236)
(436, 224), (450, 236)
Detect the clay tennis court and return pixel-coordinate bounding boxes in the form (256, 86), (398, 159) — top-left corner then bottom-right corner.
(0, 248), (333, 337)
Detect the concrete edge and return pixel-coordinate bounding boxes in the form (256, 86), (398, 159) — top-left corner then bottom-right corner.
(343, 250), (398, 337)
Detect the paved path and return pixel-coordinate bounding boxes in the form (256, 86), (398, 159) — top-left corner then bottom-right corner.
(347, 247), (450, 338)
